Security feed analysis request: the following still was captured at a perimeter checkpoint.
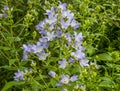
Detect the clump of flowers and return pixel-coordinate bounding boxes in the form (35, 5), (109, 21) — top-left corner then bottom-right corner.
(13, 2), (98, 91)
(14, 68), (32, 81)
(0, 5), (13, 18)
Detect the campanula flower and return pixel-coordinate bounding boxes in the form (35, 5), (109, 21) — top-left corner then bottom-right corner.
(71, 19), (80, 29)
(58, 59), (68, 69)
(14, 70), (25, 81)
(65, 33), (72, 42)
(46, 14), (57, 25)
(4, 5), (9, 10)
(48, 71), (56, 78)
(79, 59), (89, 67)
(37, 38), (49, 49)
(62, 10), (74, 20)
(22, 38), (49, 61)
(61, 18), (71, 29)
(56, 30), (62, 37)
(58, 2), (67, 11)
(46, 7), (56, 17)
(22, 44), (36, 60)
(74, 32), (83, 42)
(57, 74), (70, 86)
(45, 31), (56, 41)
(68, 57), (74, 63)
(37, 50), (48, 61)
(23, 51), (28, 60)
(71, 50), (85, 60)
(36, 20), (46, 31)
(70, 75), (78, 82)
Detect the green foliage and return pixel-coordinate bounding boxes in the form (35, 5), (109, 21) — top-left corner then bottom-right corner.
(0, 0), (120, 91)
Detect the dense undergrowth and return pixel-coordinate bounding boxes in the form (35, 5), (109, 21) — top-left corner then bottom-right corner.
(0, 0), (120, 91)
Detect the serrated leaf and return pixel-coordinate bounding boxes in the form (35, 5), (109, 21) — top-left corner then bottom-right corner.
(99, 77), (114, 88)
(95, 53), (112, 61)
(99, 81), (113, 88)
(101, 77), (112, 81)
(9, 59), (16, 66)
(106, 63), (117, 68)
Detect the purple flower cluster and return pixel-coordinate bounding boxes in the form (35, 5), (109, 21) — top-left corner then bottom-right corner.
(63, 32), (89, 67)
(14, 70), (24, 81)
(22, 2), (80, 61)
(44, 3), (90, 91)
(0, 5), (13, 18)
(22, 38), (49, 61)
(36, 3), (79, 41)
(20, 2), (89, 91)
(71, 32), (89, 67)
(14, 68), (32, 81)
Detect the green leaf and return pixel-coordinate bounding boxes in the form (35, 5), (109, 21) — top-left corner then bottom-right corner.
(31, 85), (40, 91)
(50, 79), (57, 87)
(95, 53), (112, 61)
(31, 78), (43, 89)
(7, 37), (21, 42)
(0, 65), (17, 71)
(86, 44), (96, 56)
(99, 81), (113, 88)
(9, 59), (17, 66)
(99, 77), (114, 88)
(71, 64), (81, 74)
(0, 46), (11, 51)
(2, 81), (25, 91)
(106, 63), (118, 68)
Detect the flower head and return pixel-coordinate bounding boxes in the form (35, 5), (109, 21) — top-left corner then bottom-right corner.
(74, 32), (83, 42)
(58, 3), (67, 11)
(70, 75), (78, 82)
(56, 30), (62, 37)
(36, 20), (46, 31)
(58, 59), (68, 69)
(14, 70), (25, 81)
(48, 71), (56, 78)
(22, 44), (36, 60)
(71, 19), (80, 29)
(68, 57), (74, 63)
(37, 50), (48, 61)
(4, 5), (9, 10)
(45, 31), (56, 41)
(79, 59), (89, 67)
(57, 74), (70, 86)
(71, 50), (85, 60)
(46, 7), (56, 17)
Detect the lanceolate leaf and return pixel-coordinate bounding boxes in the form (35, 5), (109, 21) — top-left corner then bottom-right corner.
(2, 81), (25, 91)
